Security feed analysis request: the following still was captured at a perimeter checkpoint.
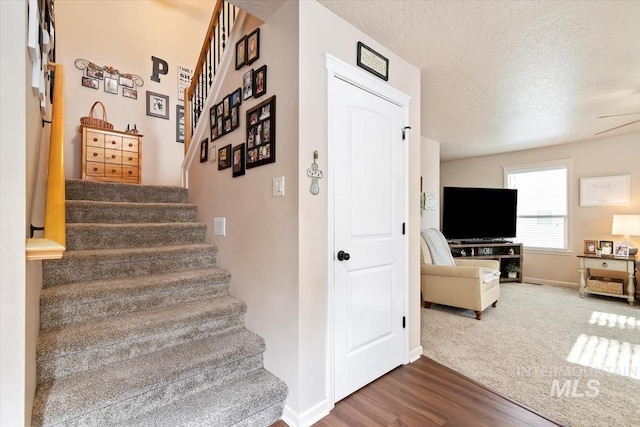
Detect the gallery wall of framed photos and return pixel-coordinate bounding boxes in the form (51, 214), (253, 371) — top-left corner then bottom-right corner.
(207, 26), (275, 179)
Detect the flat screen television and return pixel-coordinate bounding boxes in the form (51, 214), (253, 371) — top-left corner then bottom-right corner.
(441, 186), (518, 242)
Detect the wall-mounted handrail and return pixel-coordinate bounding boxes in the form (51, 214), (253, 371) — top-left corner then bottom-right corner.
(26, 63), (65, 260)
(184, 0), (238, 154)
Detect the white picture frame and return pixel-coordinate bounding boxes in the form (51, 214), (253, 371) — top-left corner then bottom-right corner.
(580, 175), (630, 207)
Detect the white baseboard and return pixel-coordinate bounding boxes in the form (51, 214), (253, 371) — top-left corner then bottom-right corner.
(409, 345), (424, 363)
(282, 399), (330, 427)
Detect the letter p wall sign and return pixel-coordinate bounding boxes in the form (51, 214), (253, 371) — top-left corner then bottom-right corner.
(151, 56), (169, 83)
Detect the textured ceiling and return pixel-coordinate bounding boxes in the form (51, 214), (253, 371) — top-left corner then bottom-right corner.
(234, 1), (640, 161)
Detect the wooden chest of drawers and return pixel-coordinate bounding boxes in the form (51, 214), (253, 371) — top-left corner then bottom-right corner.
(81, 126), (142, 184)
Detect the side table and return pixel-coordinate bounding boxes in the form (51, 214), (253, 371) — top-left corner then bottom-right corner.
(577, 254), (637, 305)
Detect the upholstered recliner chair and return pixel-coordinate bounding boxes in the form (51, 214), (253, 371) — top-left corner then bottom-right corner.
(420, 228), (501, 320)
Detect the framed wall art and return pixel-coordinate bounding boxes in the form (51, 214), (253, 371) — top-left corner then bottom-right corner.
(218, 144), (231, 170)
(232, 143), (246, 177)
(246, 28), (260, 65)
(146, 91), (169, 120)
(82, 76), (99, 90)
(104, 77), (118, 94)
(254, 65), (267, 98)
(580, 175), (630, 207)
(176, 104), (185, 143)
(199, 138), (208, 163)
(122, 88), (137, 99)
(243, 69), (254, 100)
(246, 95), (275, 169)
(235, 35), (247, 70)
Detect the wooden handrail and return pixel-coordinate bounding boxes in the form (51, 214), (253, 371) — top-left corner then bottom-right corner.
(184, 0), (238, 155)
(26, 63), (65, 260)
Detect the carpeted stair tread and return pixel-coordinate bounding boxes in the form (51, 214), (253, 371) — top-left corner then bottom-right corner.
(66, 222), (208, 250)
(66, 199), (198, 224)
(32, 329), (266, 427)
(65, 179), (189, 203)
(37, 296), (246, 384)
(124, 368), (288, 427)
(42, 243), (218, 287)
(40, 267), (231, 330)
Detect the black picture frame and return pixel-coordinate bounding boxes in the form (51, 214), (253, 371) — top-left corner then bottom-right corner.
(243, 69), (254, 100)
(122, 87), (137, 99)
(245, 95), (275, 169)
(146, 91), (170, 120)
(254, 65), (267, 98)
(599, 240), (614, 255)
(232, 143), (246, 177)
(82, 76), (99, 90)
(216, 102), (224, 118)
(199, 138), (208, 163)
(218, 144), (231, 170)
(356, 41), (389, 81)
(230, 88), (242, 107)
(223, 96), (230, 118)
(235, 35), (247, 70)
(246, 28), (260, 65)
(176, 104), (185, 143)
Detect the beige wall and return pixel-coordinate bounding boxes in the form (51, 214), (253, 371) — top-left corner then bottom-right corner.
(441, 133), (640, 286)
(56, 0), (213, 186)
(186, 0), (421, 421)
(421, 137), (440, 230)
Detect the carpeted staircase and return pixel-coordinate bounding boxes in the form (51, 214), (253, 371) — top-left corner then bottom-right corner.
(32, 179), (287, 426)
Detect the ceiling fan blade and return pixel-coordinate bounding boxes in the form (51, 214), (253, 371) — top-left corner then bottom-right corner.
(594, 118), (640, 136)
(597, 112), (640, 119)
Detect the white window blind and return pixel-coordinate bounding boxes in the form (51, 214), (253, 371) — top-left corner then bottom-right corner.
(505, 162), (569, 251)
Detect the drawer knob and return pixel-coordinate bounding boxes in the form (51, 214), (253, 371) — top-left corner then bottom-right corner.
(602, 262), (608, 268)
(93, 152), (98, 156)
(111, 169), (116, 173)
(93, 137), (98, 142)
(128, 157), (133, 161)
(93, 167), (98, 171)
(111, 140), (116, 145)
(112, 154), (116, 159)
(129, 143), (133, 147)
(128, 171), (132, 175)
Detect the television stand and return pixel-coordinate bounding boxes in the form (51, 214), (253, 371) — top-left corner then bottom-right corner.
(449, 241), (523, 283)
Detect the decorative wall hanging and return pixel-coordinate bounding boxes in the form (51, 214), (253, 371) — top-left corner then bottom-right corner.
(210, 88), (242, 141)
(246, 28), (260, 65)
(146, 91), (169, 120)
(235, 35), (247, 70)
(200, 138), (209, 163)
(580, 175), (630, 207)
(356, 41), (389, 81)
(246, 95), (275, 169)
(75, 58), (144, 98)
(243, 69), (254, 99)
(254, 65), (267, 98)
(176, 105), (185, 143)
(218, 144), (232, 170)
(151, 56), (169, 83)
(177, 65), (193, 101)
(232, 143), (246, 177)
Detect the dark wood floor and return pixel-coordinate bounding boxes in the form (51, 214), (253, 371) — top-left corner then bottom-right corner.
(272, 356), (566, 427)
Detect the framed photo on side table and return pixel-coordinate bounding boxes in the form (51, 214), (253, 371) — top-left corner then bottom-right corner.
(584, 240), (597, 254)
(614, 242), (629, 257)
(599, 240), (613, 255)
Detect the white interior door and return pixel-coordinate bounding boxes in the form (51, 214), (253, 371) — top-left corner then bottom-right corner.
(332, 75), (406, 402)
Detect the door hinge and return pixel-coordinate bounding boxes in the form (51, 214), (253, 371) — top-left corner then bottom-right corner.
(402, 316), (406, 328)
(402, 223), (405, 235)
(402, 126), (411, 141)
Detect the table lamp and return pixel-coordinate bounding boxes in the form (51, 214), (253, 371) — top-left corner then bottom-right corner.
(611, 214), (640, 255)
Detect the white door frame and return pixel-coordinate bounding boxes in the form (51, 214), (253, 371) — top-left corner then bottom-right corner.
(325, 53), (411, 408)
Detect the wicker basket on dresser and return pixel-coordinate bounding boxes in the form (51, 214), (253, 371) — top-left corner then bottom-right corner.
(81, 126), (142, 184)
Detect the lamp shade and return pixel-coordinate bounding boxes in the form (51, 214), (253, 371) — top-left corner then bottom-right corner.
(611, 214), (640, 237)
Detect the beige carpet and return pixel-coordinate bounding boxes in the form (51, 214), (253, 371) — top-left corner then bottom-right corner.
(422, 282), (640, 427)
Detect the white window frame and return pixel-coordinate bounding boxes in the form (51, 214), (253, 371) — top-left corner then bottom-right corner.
(503, 159), (573, 253)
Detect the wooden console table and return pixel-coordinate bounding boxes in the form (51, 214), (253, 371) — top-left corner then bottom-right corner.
(577, 254), (637, 305)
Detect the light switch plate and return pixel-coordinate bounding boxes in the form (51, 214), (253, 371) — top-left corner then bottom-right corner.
(273, 176), (285, 197)
(213, 217), (226, 236)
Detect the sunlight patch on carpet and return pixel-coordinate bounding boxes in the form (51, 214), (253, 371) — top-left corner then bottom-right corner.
(567, 334), (640, 380)
(589, 311), (639, 330)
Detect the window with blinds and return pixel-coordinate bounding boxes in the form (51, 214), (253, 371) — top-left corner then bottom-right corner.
(504, 161), (570, 251)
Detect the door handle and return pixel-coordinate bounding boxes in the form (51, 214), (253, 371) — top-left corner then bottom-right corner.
(337, 250), (350, 261)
